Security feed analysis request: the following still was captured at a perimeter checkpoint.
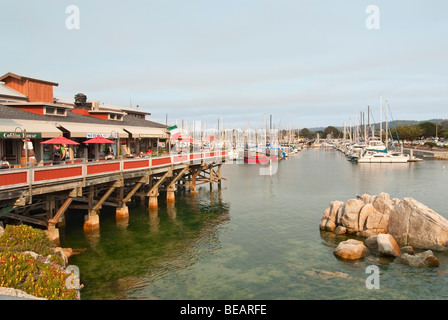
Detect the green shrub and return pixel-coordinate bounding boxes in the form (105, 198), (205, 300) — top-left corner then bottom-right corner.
(0, 225), (78, 300)
(424, 141), (437, 148)
(0, 225), (55, 256)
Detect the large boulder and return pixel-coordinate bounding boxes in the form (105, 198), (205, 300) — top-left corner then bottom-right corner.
(333, 239), (370, 260)
(387, 198), (448, 251)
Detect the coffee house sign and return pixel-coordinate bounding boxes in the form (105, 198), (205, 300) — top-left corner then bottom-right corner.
(0, 132), (42, 139)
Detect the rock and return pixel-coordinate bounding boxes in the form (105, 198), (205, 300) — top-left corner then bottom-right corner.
(321, 201), (345, 232)
(329, 201), (345, 223)
(341, 199), (364, 232)
(325, 219), (337, 232)
(388, 198), (448, 251)
(360, 193), (375, 205)
(372, 192), (394, 215)
(365, 234), (401, 257)
(334, 226), (346, 235)
(358, 203), (374, 232)
(0, 287), (46, 300)
(333, 239), (370, 260)
(322, 193), (448, 252)
(365, 235), (379, 251)
(400, 250), (440, 268)
(364, 210), (388, 235)
(305, 269), (350, 280)
(400, 246), (415, 255)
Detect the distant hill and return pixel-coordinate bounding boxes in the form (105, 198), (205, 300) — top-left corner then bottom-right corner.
(309, 119), (447, 132)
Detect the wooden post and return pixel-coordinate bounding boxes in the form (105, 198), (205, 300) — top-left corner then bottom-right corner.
(147, 171), (170, 209)
(84, 186), (99, 231)
(165, 166), (188, 203)
(148, 188), (159, 209)
(115, 185), (129, 220)
(166, 184), (176, 202)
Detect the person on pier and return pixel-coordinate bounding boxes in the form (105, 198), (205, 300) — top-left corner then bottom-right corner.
(1, 155), (10, 169)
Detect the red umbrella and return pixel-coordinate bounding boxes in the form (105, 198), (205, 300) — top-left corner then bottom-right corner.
(83, 136), (115, 144)
(204, 136), (217, 141)
(40, 136), (80, 145)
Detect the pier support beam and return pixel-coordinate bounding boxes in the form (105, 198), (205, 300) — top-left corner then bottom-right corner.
(146, 171), (170, 210)
(83, 181), (121, 232)
(189, 168), (201, 194)
(83, 212), (100, 232)
(166, 184), (176, 202)
(46, 188), (80, 244)
(116, 205), (129, 219)
(166, 167), (189, 203)
(115, 174), (148, 220)
(148, 189), (159, 209)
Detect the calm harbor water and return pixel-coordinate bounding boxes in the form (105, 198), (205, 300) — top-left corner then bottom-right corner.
(61, 148), (448, 300)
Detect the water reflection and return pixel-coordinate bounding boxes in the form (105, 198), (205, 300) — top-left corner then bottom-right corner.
(64, 186), (230, 300)
(62, 149), (448, 300)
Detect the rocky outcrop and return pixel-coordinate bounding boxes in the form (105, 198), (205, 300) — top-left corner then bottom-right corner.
(321, 193), (448, 251)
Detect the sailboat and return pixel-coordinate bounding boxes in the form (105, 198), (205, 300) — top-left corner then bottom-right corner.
(357, 98), (409, 163)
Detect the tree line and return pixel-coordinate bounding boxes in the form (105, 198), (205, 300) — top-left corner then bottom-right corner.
(297, 121), (448, 141)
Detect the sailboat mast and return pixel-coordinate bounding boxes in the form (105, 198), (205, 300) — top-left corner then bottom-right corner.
(380, 94), (382, 140)
(385, 100), (388, 150)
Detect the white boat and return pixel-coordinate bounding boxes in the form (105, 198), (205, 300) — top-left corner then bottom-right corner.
(365, 136), (387, 153)
(357, 151), (409, 163)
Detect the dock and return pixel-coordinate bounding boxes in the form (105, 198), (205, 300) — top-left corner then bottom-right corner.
(403, 147), (448, 160)
(0, 151), (227, 243)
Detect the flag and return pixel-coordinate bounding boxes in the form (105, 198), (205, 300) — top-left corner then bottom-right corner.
(168, 125), (182, 140)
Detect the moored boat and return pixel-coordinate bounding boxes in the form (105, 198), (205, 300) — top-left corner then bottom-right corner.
(357, 151), (409, 163)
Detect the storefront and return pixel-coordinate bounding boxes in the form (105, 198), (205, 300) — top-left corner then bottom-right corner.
(0, 119), (62, 166)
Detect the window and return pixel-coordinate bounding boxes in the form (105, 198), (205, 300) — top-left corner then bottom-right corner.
(108, 113), (123, 121)
(44, 106), (67, 116)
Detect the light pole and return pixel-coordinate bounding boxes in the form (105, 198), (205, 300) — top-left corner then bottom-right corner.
(111, 130), (118, 159)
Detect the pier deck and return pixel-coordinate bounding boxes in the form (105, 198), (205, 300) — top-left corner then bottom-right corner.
(0, 151), (227, 243)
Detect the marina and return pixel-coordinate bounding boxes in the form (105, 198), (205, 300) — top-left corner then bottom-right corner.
(2, 2), (448, 304)
(57, 148), (448, 300)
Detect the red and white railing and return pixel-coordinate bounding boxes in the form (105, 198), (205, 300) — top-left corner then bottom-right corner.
(0, 151), (227, 191)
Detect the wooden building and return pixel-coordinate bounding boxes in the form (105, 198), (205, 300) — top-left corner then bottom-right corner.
(0, 72), (170, 166)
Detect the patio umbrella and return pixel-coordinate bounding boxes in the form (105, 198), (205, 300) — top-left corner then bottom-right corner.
(40, 136), (80, 145)
(82, 136), (115, 144)
(83, 136), (115, 160)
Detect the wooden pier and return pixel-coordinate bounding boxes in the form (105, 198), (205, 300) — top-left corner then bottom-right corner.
(0, 151), (227, 243)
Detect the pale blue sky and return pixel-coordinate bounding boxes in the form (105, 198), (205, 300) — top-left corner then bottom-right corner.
(1, 0), (447, 129)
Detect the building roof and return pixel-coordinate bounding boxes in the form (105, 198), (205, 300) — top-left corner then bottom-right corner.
(0, 103), (167, 133)
(0, 83), (29, 101)
(0, 72), (59, 87)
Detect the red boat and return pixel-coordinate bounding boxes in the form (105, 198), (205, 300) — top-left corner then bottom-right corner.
(244, 153), (277, 163)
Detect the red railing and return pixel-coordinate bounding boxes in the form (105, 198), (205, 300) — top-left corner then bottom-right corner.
(0, 151), (227, 191)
